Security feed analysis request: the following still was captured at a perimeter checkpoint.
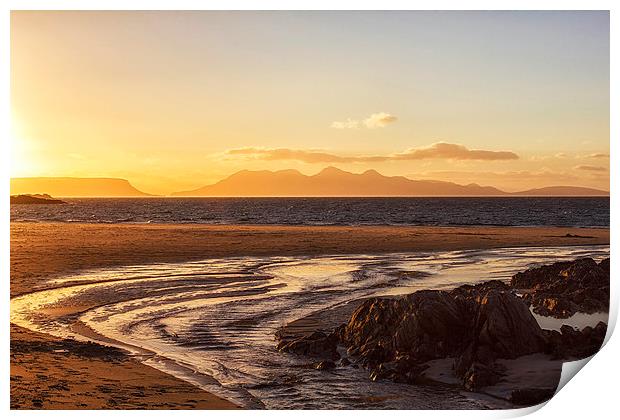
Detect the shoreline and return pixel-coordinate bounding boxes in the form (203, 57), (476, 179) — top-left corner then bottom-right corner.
(10, 222), (609, 297)
(9, 219), (612, 233)
(10, 222), (610, 409)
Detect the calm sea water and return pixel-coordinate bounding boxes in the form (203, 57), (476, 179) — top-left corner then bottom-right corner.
(11, 197), (610, 227)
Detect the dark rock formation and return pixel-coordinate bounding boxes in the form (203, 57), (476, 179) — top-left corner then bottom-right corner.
(339, 357), (351, 367)
(275, 257), (609, 405)
(511, 258), (610, 318)
(510, 388), (555, 406)
(314, 360), (336, 371)
(342, 290), (469, 365)
(599, 258), (610, 273)
(462, 362), (503, 391)
(544, 322), (607, 360)
(275, 330), (340, 360)
(453, 286), (546, 390)
(338, 281), (545, 389)
(10, 194), (66, 205)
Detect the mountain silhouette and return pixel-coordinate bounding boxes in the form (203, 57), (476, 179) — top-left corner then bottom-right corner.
(172, 167), (608, 197)
(511, 186), (609, 196)
(11, 171), (608, 198)
(171, 166), (609, 197)
(10, 177), (155, 197)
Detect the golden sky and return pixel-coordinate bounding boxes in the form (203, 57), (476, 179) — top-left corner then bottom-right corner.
(10, 11), (609, 195)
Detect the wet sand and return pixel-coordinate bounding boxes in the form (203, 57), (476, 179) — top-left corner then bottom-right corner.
(10, 324), (236, 409)
(10, 222), (609, 297)
(10, 222), (610, 409)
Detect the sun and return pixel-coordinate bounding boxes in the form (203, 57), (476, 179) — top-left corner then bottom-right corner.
(9, 123), (43, 177)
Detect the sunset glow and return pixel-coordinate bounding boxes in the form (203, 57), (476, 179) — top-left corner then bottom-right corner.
(11, 11), (609, 195)
(9, 8), (613, 412)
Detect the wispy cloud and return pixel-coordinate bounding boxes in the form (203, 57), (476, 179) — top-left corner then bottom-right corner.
(587, 153), (609, 158)
(331, 112), (397, 129)
(330, 119), (359, 129)
(226, 142), (519, 163)
(363, 112), (398, 128)
(394, 143), (518, 161)
(574, 165), (608, 172)
(529, 153), (572, 161)
(227, 148), (354, 164)
(415, 169), (578, 181)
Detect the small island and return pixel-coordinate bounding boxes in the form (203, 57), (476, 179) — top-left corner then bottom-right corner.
(10, 194), (66, 205)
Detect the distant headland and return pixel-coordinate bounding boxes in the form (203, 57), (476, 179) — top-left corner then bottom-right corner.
(10, 194), (66, 205)
(10, 177), (155, 197)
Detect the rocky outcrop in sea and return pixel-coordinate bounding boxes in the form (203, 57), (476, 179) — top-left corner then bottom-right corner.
(512, 257), (609, 318)
(276, 257), (609, 407)
(10, 194), (66, 205)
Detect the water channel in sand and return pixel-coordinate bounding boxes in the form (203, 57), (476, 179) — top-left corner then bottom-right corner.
(11, 245), (609, 409)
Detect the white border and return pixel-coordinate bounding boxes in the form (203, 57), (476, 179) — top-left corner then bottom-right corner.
(2, 2), (616, 419)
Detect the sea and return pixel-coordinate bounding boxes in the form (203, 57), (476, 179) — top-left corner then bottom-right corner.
(10, 197), (610, 227)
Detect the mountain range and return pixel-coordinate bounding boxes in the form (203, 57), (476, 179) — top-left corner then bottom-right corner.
(171, 167), (609, 197)
(9, 170), (609, 197)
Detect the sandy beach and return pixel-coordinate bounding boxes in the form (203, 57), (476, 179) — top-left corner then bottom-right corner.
(10, 222), (610, 409)
(10, 324), (236, 409)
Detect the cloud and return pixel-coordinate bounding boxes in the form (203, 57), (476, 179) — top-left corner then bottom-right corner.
(226, 142), (519, 163)
(363, 112), (398, 128)
(227, 147), (354, 164)
(574, 165), (608, 172)
(530, 153), (573, 161)
(330, 119), (359, 129)
(417, 169), (578, 181)
(331, 112), (397, 129)
(587, 153), (609, 158)
(392, 143), (518, 161)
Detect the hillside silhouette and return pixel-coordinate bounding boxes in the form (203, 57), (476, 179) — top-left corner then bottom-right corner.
(172, 167), (609, 197)
(10, 177), (155, 197)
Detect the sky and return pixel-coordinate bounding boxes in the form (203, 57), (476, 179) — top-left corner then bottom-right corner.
(10, 11), (610, 195)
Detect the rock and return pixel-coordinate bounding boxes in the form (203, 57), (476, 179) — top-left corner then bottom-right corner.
(369, 363), (396, 381)
(472, 290), (546, 358)
(599, 258), (610, 272)
(511, 258), (609, 317)
(453, 288), (546, 379)
(462, 362), (502, 391)
(511, 260), (577, 289)
(544, 322), (607, 360)
(275, 256), (609, 400)
(314, 360), (336, 371)
(528, 296), (578, 318)
(276, 330), (340, 360)
(342, 289), (470, 366)
(10, 194), (66, 204)
(340, 281), (546, 389)
(510, 388), (555, 406)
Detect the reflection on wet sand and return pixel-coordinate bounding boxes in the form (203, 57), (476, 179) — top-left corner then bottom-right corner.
(11, 245), (609, 409)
